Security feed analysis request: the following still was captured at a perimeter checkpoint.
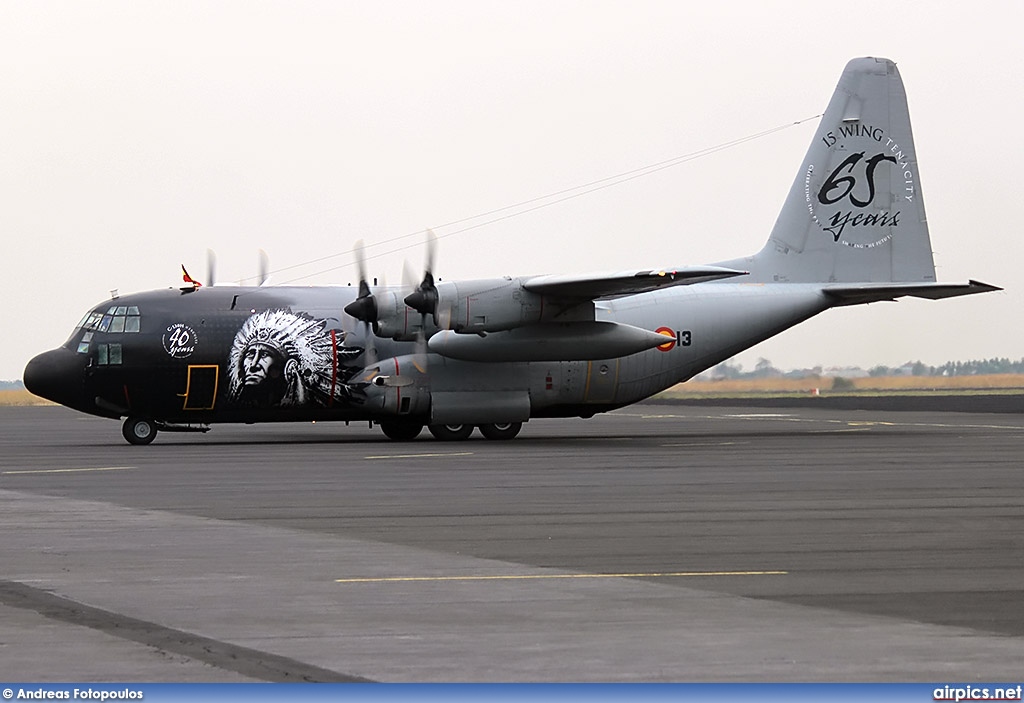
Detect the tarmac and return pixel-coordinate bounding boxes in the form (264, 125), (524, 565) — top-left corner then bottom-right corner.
(1, 403), (1022, 681)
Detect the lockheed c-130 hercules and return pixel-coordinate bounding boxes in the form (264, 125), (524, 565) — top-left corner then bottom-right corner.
(24, 57), (998, 445)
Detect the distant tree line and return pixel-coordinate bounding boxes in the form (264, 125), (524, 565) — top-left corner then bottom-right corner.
(870, 357), (1024, 377)
(708, 357), (1024, 380)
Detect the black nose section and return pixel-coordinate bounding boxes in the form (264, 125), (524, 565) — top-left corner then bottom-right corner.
(24, 348), (84, 407)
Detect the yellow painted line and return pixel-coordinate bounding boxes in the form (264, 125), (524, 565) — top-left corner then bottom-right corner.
(2, 466), (135, 475)
(336, 570), (787, 584)
(365, 452), (474, 460)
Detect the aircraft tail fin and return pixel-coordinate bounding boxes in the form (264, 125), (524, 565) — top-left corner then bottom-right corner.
(722, 57), (937, 284)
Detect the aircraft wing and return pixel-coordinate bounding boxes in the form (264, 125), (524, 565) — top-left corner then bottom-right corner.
(522, 265), (748, 300)
(823, 280), (1002, 306)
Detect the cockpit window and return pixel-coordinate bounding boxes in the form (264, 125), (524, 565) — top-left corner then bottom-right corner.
(79, 309), (141, 333)
(69, 305), (142, 350)
(74, 332), (93, 354)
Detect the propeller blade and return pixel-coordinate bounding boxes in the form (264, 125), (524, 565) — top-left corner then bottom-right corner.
(408, 230), (439, 316)
(436, 302), (453, 331)
(424, 228), (437, 282)
(258, 249), (269, 286)
(401, 259), (417, 295)
(412, 326), (428, 375)
(206, 249), (217, 287)
(343, 239), (379, 324)
(354, 240), (370, 298)
(403, 230), (440, 369)
(362, 320), (378, 366)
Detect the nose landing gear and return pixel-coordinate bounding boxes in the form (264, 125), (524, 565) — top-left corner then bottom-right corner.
(122, 417), (157, 445)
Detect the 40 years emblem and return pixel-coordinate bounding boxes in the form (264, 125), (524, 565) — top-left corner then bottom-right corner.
(162, 323), (198, 358)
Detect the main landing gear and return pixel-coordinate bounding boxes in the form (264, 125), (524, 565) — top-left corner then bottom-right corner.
(477, 422), (522, 440)
(427, 424), (475, 441)
(378, 422), (524, 441)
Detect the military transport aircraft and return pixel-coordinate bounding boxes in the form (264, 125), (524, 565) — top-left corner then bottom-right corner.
(24, 57), (998, 444)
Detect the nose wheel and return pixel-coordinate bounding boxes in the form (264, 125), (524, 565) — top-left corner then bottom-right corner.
(122, 417), (158, 445)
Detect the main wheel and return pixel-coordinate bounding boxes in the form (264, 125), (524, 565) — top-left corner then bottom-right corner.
(428, 424), (475, 441)
(478, 422), (522, 440)
(122, 417), (158, 445)
(379, 421), (424, 441)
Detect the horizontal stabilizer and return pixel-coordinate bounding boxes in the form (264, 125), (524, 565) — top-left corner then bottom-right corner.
(824, 280), (1001, 306)
(523, 265), (747, 300)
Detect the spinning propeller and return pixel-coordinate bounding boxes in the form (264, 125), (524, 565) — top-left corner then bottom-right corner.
(342, 240), (379, 365)
(402, 230), (443, 372)
(343, 232), (442, 373)
(200, 249), (270, 287)
(403, 229), (439, 322)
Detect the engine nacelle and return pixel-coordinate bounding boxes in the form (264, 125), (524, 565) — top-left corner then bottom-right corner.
(360, 355), (430, 416)
(373, 277), (594, 341)
(433, 278), (542, 334)
(373, 290), (430, 341)
(435, 277), (596, 334)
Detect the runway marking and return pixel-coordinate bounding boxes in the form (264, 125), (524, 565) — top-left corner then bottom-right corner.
(335, 570), (787, 584)
(1, 466), (135, 475)
(364, 452), (474, 460)
(662, 441), (750, 447)
(620, 411), (1024, 432)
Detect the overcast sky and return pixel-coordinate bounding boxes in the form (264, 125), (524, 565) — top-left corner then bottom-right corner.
(2, 0), (1020, 380)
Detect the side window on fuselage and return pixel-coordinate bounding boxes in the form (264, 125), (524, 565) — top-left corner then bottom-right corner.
(94, 343), (123, 366)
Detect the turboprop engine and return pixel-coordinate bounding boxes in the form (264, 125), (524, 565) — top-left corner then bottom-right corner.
(343, 233), (739, 363)
(376, 276), (573, 339)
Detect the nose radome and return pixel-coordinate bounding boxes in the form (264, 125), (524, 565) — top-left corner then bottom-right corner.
(23, 348), (83, 407)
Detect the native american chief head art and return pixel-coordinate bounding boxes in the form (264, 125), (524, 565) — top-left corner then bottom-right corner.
(227, 309), (365, 408)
